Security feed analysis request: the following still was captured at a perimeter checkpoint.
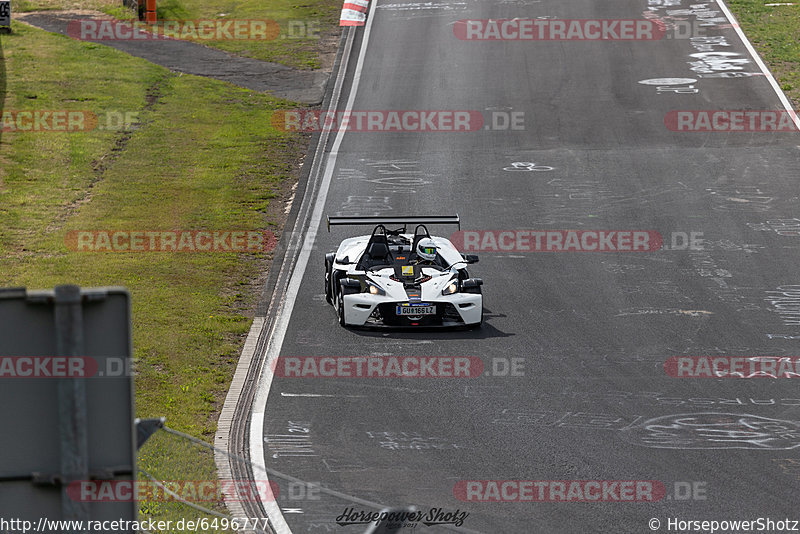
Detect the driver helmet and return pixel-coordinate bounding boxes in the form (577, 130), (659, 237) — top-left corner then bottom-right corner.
(416, 238), (438, 261)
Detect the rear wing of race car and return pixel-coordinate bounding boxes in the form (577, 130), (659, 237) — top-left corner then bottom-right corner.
(326, 215), (460, 232)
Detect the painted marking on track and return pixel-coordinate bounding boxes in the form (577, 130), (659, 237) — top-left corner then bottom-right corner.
(638, 78), (698, 85)
(623, 412), (800, 449)
(377, 1), (466, 10)
(281, 393), (367, 398)
(503, 161), (554, 172)
(615, 308), (714, 317)
(639, 77), (700, 94)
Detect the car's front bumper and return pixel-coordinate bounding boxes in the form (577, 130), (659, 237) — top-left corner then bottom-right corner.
(341, 293), (482, 327)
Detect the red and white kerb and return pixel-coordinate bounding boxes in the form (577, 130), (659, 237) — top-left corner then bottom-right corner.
(340, 0), (369, 26)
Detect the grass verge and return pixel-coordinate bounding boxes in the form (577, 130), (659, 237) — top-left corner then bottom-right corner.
(726, 0), (800, 108)
(14, 0), (342, 69)
(0, 19), (312, 528)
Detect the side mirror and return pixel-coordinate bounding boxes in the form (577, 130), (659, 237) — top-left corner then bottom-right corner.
(340, 277), (361, 295)
(335, 256), (351, 265)
(462, 278), (483, 293)
(461, 254), (479, 264)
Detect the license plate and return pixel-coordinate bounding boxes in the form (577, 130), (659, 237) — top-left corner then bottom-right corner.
(396, 305), (436, 316)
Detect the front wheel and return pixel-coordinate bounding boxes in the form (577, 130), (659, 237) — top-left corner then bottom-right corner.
(324, 258), (333, 304)
(336, 289), (347, 327)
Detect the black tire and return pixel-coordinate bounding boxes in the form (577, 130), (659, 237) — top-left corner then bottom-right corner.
(324, 258), (333, 304)
(337, 288), (347, 327)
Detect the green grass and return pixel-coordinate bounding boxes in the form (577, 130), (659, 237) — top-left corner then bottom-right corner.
(15, 0), (342, 68)
(0, 20), (304, 433)
(0, 20), (311, 528)
(13, 0), (135, 17)
(158, 0), (341, 68)
(13, 0), (120, 13)
(137, 429), (234, 530)
(727, 0), (800, 108)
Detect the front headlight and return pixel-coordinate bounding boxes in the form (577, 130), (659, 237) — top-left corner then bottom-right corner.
(366, 282), (385, 296)
(442, 280), (459, 296)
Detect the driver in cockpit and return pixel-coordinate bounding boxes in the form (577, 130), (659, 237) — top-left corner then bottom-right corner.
(412, 238), (439, 266)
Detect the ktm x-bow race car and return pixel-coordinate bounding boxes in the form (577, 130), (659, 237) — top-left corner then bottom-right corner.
(324, 216), (483, 328)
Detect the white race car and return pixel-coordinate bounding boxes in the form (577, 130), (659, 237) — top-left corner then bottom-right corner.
(324, 216), (483, 328)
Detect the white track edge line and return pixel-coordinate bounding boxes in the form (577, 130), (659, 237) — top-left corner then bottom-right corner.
(249, 2), (379, 533)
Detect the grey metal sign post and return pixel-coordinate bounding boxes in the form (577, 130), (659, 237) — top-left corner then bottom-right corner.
(0, 286), (136, 528)
(55, 285), (90, 523)
(0, 0), (10, 32)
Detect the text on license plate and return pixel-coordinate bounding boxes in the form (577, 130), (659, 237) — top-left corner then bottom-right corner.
(396, 305), (436, 316)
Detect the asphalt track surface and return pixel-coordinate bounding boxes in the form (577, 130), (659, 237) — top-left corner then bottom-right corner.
(252, 0), (800, 532)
